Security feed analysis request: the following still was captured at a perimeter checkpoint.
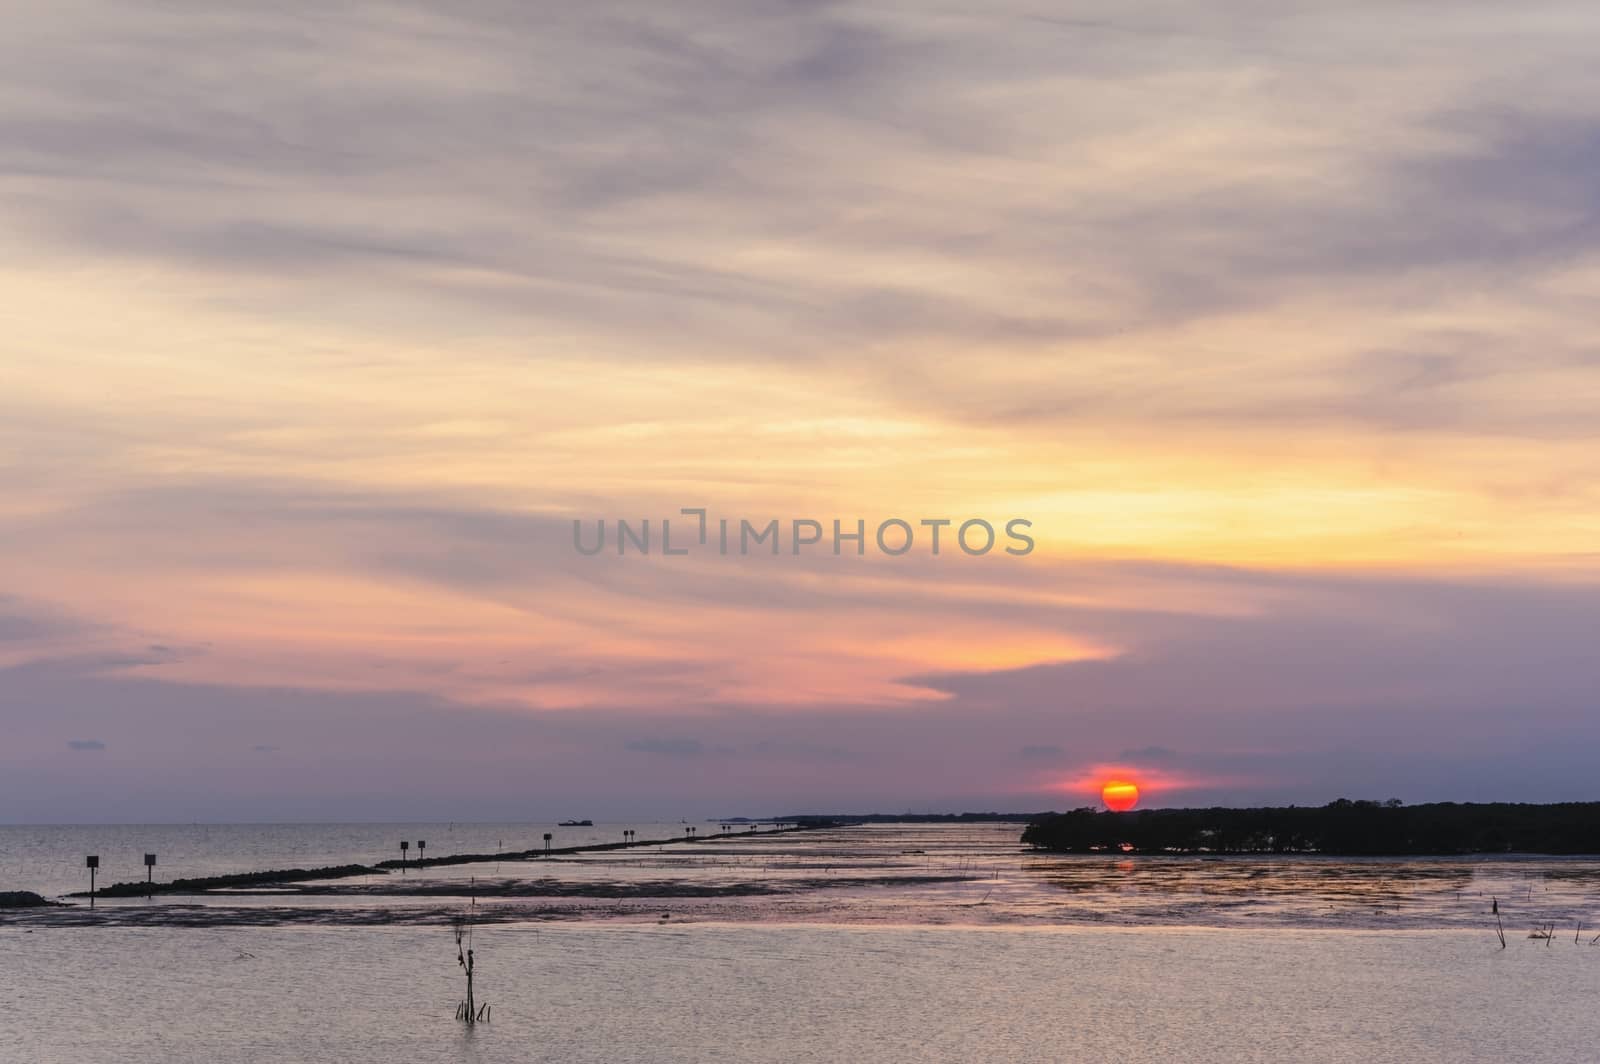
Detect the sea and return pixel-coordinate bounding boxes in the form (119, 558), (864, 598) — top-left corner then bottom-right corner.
(5, 821), (1600, 1063)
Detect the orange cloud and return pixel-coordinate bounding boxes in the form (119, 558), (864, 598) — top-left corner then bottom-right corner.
(1045, 763), (1232, 807)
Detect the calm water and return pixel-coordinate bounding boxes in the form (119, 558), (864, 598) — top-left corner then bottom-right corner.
(6, 924), (1600, 1063)
(6, 822), (1600, 1061)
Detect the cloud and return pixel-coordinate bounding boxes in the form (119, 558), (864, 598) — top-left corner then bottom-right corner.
(745, 739), (859, 763)
(5, 557), (1600, 821)
(6, 0), (1600, 412)
(0, 596), (90, 644)
(1118, 745), (1178, 762)
(1018, 744), (1065, 760)
(66, 739), (105, 751)
(623, 738), (705, 757)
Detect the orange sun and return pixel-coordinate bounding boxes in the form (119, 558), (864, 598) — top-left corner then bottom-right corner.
(1101, 780), (1140, 812)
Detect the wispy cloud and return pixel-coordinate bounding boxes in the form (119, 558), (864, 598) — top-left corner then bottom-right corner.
(624, 738), (706, 757)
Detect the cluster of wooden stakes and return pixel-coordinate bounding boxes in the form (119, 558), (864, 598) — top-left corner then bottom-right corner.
(1490, 896), (1600, 949)
(453, 884), (490, 1025)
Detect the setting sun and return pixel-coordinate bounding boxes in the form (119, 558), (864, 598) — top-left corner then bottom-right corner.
(1102, 780), (1141, 812)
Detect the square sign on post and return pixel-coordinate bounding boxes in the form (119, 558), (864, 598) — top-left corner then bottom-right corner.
(144, 853), (157, 898)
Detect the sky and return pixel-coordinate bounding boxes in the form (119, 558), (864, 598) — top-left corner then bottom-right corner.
(4, 1), (1600, 822)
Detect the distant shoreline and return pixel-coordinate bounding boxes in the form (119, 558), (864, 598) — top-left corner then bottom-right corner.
(1023, 800), (1600, 856)
(772, 813), (1050, 824)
